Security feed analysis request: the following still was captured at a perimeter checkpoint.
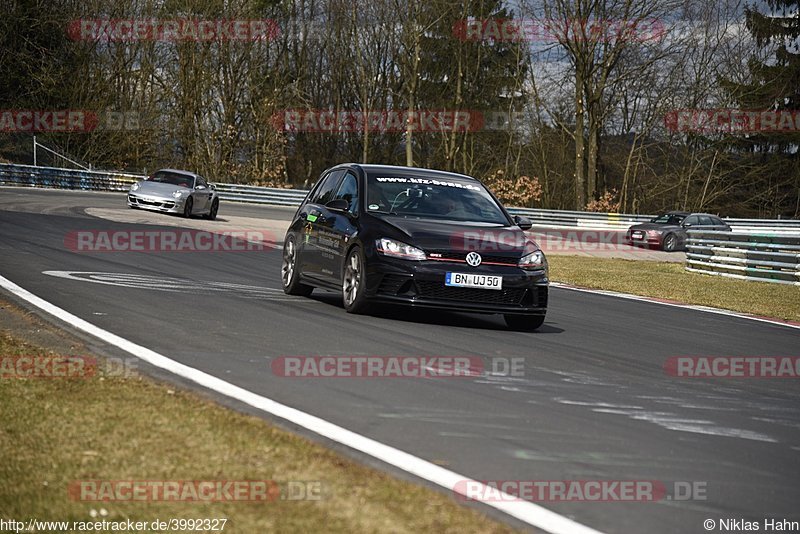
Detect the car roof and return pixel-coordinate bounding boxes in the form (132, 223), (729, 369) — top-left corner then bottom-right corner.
(660, 211), (726, 220)
(154, 168), (200, 179)
(337, 163), (479, 182)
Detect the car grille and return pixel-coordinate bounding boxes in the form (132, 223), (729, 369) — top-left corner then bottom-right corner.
(425, 250), (519, 266)
(377, 275), (547, 308)
(377, 274), (408, 295)
(129, 195), (175, 209)
(531, 285), (548, 307)
(415, 281), (527, 305)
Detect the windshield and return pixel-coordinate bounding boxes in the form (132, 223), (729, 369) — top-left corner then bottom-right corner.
(651, 214), (685, 225)
(365, 174), (509, 224)
(148, 171), (194, 188)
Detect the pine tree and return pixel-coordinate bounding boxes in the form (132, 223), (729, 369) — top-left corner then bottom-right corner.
(733, 0), (800, 152)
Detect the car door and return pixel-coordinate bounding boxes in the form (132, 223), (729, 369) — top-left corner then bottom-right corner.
(173, 172), (202, 211)
(679, 215), (700, 247)
(193, 175), (212, 212)
(322, 171), (360, 281)
(299, 169), (345, 279)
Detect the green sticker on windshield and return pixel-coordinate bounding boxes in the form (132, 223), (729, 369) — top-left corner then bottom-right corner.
(306, 214), (318, 222)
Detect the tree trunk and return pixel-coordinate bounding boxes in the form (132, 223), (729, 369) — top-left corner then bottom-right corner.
(587, 107), (599, 201)
(405, 30), (421, 167)
(574, 70), (586, 209)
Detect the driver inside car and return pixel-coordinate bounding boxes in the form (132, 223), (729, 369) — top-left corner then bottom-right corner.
(439, 192), (470, 219)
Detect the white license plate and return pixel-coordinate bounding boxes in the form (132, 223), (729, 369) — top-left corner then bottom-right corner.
(632, 231), (644, 239)
(445, 272), (503, 290)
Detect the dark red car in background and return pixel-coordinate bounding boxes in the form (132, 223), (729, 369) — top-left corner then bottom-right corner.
(626, 211), (732, 251)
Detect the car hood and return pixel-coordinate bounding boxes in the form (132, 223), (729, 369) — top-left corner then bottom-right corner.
(132, 181), (186, 197)
(628, 222), (681, 232)
(373, 215), (537, 255)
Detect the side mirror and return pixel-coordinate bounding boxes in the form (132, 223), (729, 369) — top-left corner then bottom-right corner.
(196, 184), (207, 190)
(326, 198), (349, 212)
(514, 215), (533, 230)
(683, 222), (692, 228)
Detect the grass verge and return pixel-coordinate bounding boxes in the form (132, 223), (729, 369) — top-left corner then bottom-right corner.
(548, 255), (800, 322)
(0, 327), (514, 533)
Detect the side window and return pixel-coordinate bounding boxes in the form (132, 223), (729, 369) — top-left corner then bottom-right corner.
(196, 176), (208, 188)
(698, 215), (713, 226)
(310, 170), (344, 205)
(683, 215), (699, 226)
(711, 217), (726, 226)
(333, 172), (359, 215)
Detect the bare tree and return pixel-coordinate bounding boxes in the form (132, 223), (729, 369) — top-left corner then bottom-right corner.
(526, 0), (681, 208)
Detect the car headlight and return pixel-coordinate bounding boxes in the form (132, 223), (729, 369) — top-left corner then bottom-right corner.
(376, 238), (426, 260)
(130, 183), (140, 191)
(646, 230), (663, 237)
(172, 190), (187, 198)
(519, 249), (547, 271)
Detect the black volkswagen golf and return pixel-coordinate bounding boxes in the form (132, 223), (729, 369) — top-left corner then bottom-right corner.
(281, 164), (549, 331)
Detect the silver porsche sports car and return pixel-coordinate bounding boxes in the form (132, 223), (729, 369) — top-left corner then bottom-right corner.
(127, 168), (220, 220)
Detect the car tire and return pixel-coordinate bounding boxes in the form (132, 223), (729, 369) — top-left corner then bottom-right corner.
(504, 314), (545, 332)
(342, 246), (370, 314)
(183, 197), (193, 218)
(662, 233), (677, 252)
(282, 235), (313, 296)
(204, 199), (219, 220)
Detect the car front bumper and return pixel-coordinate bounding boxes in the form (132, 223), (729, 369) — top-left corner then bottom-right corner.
(364, 256), (548, 315)
(127, 193), (186, 214)
(626, 232), (662, 248)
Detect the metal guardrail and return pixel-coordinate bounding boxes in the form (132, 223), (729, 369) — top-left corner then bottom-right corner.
(0, 162), (140, 192)
(0, 163), (308, 206)
(1, 162), (798, 234)
(686, 230), (800, 285)
(508, 207), (800, 233)
(505, 207), (650, 228)
(212, 183), (308, 206)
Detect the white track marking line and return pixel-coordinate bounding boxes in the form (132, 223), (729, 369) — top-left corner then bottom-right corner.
(0, 274), (603, 534)
(550, 282), (800, 331)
